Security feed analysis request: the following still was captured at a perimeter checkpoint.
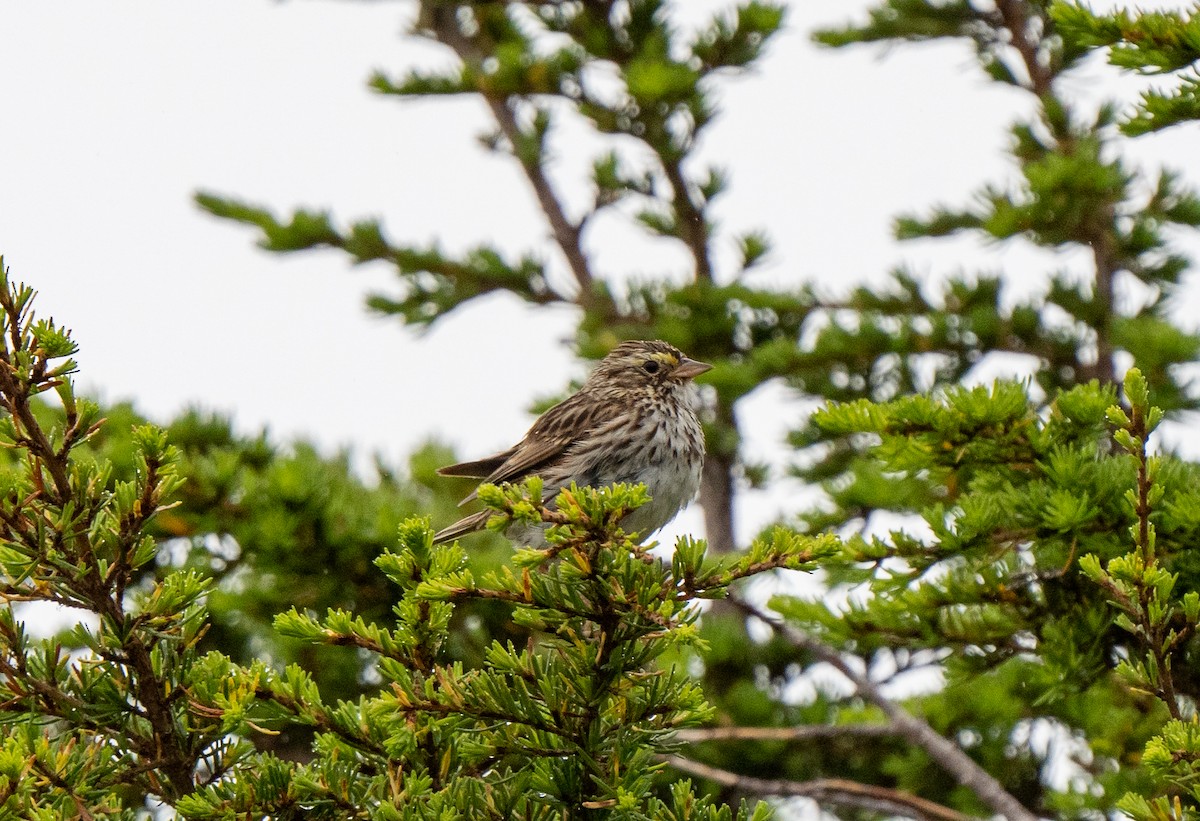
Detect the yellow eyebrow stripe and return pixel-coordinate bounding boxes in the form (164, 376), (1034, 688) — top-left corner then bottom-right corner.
(650, 352), (679, 365)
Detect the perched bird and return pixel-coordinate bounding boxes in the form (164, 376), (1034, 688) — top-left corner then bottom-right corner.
(434, 340), (711, 544)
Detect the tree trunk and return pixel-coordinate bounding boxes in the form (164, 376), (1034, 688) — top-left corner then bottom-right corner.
(700, 453), (737, 554)
(700, 403), (738, 553)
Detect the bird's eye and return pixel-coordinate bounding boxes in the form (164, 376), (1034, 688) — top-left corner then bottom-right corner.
(642, 360), (660, 374)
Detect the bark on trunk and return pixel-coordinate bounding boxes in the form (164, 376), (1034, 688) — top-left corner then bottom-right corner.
(699, 398), (739, 554)
(700, 452), (736, 554)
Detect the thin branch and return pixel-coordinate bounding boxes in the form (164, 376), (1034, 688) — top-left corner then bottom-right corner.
(30, 757), (98, 821)
(423, 9), (597, 306)
(488, 97), (596, 301)
(0, 368), (71, 503)
(659, 157), (713, 283)
(661, 754), (975, 821)
(728, 596), (1039, 821)
(993, 0), (1054, 96)
(250, 687), (390, 761)
(673, 724), (896, 743)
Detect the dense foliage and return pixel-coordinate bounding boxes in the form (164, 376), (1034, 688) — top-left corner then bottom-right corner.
(0, 259), (822, 819)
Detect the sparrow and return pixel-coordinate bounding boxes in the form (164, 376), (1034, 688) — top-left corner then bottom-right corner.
(434, 340), (710, 544)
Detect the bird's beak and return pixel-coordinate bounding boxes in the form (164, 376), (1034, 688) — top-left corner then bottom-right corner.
(673, 357), (713, 380)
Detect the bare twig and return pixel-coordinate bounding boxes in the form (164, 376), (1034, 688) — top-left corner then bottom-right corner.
(728, 597), (1039, 821)
(661, 754), (975, 821)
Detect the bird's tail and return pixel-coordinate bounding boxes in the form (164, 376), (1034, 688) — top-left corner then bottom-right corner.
(432, 510), (494, 544)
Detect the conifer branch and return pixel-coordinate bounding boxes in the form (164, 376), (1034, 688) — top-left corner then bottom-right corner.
(1101, 373), (1184, 718)
(729, 597), (1038, 821)
(253, 686), (390, 760)
(661, 754), (975, 821)
(0, 270), (199, 802)
(0, 291), (72, 504)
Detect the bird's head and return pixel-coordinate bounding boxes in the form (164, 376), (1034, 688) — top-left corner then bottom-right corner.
(586, 340), (712, 391)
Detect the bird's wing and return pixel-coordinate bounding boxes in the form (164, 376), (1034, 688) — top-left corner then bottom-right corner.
(436, 390), (615, 508)
(433, 394), (605, 534)
(480, 391), (610, 488)
(447, 391), (613, 507)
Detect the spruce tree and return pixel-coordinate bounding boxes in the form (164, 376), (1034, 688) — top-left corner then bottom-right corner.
(0, 259), (822, 818)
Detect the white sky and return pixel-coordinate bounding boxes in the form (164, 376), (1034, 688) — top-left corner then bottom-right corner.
(1, 0), (1197, 547)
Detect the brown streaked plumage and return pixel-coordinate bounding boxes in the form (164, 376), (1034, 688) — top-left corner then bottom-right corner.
(434, 340), (711, 544)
